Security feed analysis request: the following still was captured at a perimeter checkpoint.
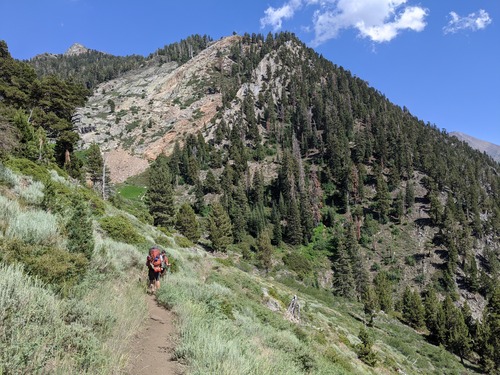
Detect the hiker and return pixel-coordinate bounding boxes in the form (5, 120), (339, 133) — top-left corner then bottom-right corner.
(146, 247), (162, 293)
(160, 250), (171, 278)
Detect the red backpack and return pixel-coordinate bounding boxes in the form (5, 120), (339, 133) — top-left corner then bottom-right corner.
(147, 248), (162, 272)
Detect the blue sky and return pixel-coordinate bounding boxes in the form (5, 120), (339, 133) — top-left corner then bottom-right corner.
(1, 0), (499, 145)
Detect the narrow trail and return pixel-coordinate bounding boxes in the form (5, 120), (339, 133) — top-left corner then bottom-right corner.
(126, 293), (186, 375)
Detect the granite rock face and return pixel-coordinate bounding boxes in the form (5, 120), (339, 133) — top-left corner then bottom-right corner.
(64, 43), (91, 56)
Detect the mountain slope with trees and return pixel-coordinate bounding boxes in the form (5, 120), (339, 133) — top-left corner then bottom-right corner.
(1, 32), (500, 374)
(122, 32), (499, 371)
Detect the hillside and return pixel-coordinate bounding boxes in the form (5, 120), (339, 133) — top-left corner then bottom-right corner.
(0, 161), (483, 375)
(450, 131), (500, 162)
(1, 32), (500, 374)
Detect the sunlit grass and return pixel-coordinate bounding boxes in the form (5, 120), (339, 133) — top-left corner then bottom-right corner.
(118, 184), (146, 200)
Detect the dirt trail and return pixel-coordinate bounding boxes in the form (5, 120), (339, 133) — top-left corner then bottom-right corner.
(126, 294), (186, 375)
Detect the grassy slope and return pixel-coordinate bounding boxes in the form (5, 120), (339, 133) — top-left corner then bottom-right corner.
(0, 162), (479, 374)
(156, 247), (479, 375)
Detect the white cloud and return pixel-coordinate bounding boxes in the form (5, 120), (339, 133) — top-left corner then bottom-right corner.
(260, 0), (428, 44)
(356, 6), (427, 42)
(260, 0), (304, 31)
(443, 9), (492, 34)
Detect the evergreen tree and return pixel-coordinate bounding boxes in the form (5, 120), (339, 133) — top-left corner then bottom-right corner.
(66, 195), (94, 260)
(374, 271), (393, 313)
(331, 236), (356, 299)
(230, 181), (249, 242)
(256, 231), (273, 273)
(363, 285), (379, 327)
(405, 180), (415, 214)
(357, 327), (377, 367)
(193, 179), (205, 214)
(271, 202), (282, 246)
(250, 169), (265, 206)
(285, 195), (303, 245)
(465, 254), (479, 293)
(374, 172), (391, 223)
(208, 202), (233, 252)
(13, 110), (38, 160)
(444, 298), (471, 364)
(169, 141), (181, 183)
(428, 190), (443, 226)
(393, 190), (404, 223)
(424, 287), (441, 342)
(175, 203), (200, 242)
(401, 286), (425, 330)
(478, 286), (500, 372)
(204, 169), (220, 194)
(86, 143), (106, 194)
(299, 190), (314, 244)
(146, 154), (175, 227)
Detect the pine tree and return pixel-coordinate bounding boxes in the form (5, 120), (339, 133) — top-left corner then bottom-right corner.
(428, 190), (443, 226)
(256, 231), (273, 273)
(285, 195), (303, 245)
(67, 195), (94, 260)
(250, 169), (265, 206)
(393, 190), (404, 223)
(13, 110), (38, 160)
(332, 236), (356, 299)
(478, 286), (500, 372)
(405, 180), (415, 214)
(363, 285), (379, 327)
(169, 141), (181, 183)
(175, 203), (200, 242)
(271, 202), (282, 246)
(86, 143), (106, 194)
(374, 271), (393, 313)
(374, 172), (391, 223)
(146, 154), (175, 227)
(230, 181), (249, 242)
(465, 254), (479, 293)
(446, 301), (471, 364)
(357, 327), (377, 366)
(424, 287), (441, 342)
(208, 202), (233, 252)
(401, 286), (425, 330)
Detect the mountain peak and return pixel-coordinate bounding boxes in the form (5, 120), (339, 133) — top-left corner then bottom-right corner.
(450, 131), (500, 162)
(64, 43), (90, 56)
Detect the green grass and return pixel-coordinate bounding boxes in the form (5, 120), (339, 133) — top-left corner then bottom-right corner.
(118, 184), (146, 200)
(0, 163), (482, 375)
(0, 164), (150, 374)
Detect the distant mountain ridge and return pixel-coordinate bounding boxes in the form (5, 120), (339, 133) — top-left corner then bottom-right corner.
(64, 42), (93, 56)
(450, 131), (500, 162)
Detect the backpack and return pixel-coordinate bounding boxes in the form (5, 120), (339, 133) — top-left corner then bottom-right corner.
(161, 253), (168, 269)
(147, 248), (162, 272)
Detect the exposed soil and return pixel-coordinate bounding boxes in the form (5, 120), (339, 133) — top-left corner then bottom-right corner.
(125, 294), (186, 375)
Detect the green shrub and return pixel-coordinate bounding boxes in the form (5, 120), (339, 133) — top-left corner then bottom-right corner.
(214, 257), (234, 267)
(0, 264), (104, 374)
(404, 255), (416, 266)
(6, 209), (60, 245)
(175, 235), (193, 248)
(283, 251), (313, 280)
(5, 157), (51, 182)
(14, 178), (44, 204)
(42, 179), (74, 213)
(80, 188), (106, 216)
(0, 195), (20, 228)
(154, 234), (173, 248)
(99, 215), (145, 244)
(91, 235), (142, 274)
(0, 238), (88, 293)
(0, 162), (20, 187)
